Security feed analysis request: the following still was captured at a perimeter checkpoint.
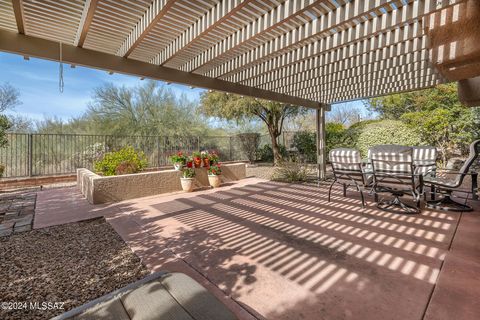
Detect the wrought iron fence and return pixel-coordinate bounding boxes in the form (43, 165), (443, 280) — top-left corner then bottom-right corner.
(0, 133), (252, 178)
(0, 132), (308, 178)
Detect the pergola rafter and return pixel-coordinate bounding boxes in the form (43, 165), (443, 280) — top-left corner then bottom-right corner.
(232, 8), (427, 86)
(179, 0), (336, 73)
(324, 73), (440, 102)
(204, 0), (405, 80)
(11, 0), (25, 34)
(152, 0), (260, 68)
(116, 0), (177, 57)
(300, 62), (439, 97)
(250, 29), (427, 91)
(275, 48), (434, 97)
(233, 0), (462, 93)
(0, 0), (465, 107)
(219, 0), (463, 86)
(74, 0), (98, 47)
(263, 37), (432, 94)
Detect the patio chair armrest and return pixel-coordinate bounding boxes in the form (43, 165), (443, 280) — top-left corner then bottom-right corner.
(435, 170), (476, 176)
(472, 172), (478, 200)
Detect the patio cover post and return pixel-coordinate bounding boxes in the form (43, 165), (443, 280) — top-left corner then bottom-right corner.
(316, 106), (328, 181)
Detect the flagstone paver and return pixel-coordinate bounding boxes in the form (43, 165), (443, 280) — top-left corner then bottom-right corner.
(0, 192), (36, 236)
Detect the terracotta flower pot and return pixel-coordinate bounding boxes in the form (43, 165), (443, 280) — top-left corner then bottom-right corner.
(203, 158), (210, 168)
(180, 177), (195, 192)
(208, 174), (221, 188)
(193, 157), (202, 168)
(173, 163), (183, 171)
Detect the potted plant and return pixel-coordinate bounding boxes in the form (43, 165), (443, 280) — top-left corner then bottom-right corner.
(170, 151), (186, 170)
(207, 164), (222, 188)
(209, 151), (219, 164)
(180, 167), (196, 192)
(185, 155), (194, 168)
(201, 151), (210, 167)
(192, 151), (202, 168)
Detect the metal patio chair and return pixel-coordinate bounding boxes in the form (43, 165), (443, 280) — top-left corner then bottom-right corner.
(424, 140), (480, 212)
(328, 148), (372, 208)
(412, 146), (438, 199)
(370, 145), (421, 214)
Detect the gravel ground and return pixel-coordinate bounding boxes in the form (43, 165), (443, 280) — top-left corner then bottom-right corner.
(246, 162), (323, 181)
(0, 218), (149, 320)
(246, 163), (277, 180)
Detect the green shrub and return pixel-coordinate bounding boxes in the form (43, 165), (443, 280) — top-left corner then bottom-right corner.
(271, 161), (309, 182)
(342, 119), (378, 149)
(326, 122), (347, 155)
(291, 124), (347, 163)
(0, 164), (4, 178)
(347, 120), (422, 157)
(258, 144), (287, 162)
(0, 114), (12, 149)
(95, 146), (148, 176)
(293, 131), (316, 162)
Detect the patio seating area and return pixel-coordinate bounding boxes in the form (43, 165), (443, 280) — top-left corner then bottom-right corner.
(28, 176), (480, 320)
(0, 0), (479, 319)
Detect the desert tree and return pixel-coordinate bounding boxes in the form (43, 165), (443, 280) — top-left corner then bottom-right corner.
(200, 92), (305, 165)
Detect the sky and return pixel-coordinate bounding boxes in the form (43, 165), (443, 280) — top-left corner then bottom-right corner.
(0, 51), (365, 122)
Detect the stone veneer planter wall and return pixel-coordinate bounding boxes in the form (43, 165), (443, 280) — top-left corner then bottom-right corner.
(77, 163), (247, 204)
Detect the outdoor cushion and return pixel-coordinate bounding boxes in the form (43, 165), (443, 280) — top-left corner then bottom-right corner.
(52, 272), (237, 320)
(329, 148), (372, 184)
(74, 298), (130, 320)
(412, 146), (437, 175)
(121, 279), (194, 320)
(161, 273), (236, 320)
(369, 145), (415, 190)
(423, 174), (459, 188)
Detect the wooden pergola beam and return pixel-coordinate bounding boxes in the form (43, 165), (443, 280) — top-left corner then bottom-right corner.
(218, 0), (465, 86)
(153, 0), (255, 67)
(74, 0), (98, 47)
(236, 13), (424, 86)
(0, 29), (322, 110)
(116, 0), (177, 58)
(251, 33), (427, 91)
(179, 0), (329, 73)
(203, 0), (403, 79)
(325, 83), (438, 104)
(11, 0), (25, 35)
(266, 39), (431, 93)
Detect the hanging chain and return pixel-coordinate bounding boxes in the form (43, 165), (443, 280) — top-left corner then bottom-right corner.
(59, 41), (64, 93)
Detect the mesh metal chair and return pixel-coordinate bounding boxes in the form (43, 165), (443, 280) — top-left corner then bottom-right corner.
(424, 140), (480, 212)
(328, 148), (372, 208)
(412, 146), (438, 175)
(412, 146), (438, 199)
(370, 145), (421, 214)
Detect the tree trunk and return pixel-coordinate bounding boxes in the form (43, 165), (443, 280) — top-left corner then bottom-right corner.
(269, 131), (282, 166)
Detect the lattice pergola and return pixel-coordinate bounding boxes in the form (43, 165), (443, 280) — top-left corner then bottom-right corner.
(0, 0), (467, 108)
(0, 0), (472, 177)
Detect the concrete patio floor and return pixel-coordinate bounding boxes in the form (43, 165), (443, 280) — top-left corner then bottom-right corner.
(34, 178), (480, 320)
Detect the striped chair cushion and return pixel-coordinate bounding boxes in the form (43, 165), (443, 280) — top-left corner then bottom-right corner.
(369, 145), (414, 188)
(329, 148), (369, 184)
(412, 146), (437, 175)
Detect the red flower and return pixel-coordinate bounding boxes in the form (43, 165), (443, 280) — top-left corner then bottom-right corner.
(177, 151), (183, 156)
(187, 161), (193, 168)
